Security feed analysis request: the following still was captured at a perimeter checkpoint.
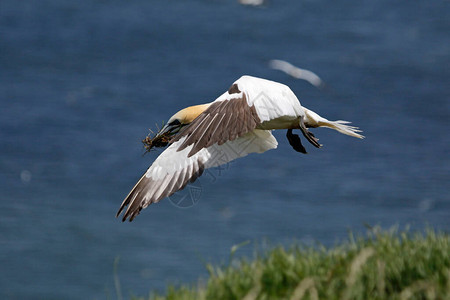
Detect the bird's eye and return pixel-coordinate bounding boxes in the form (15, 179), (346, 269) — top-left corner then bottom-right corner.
(168, 119), (181, 126)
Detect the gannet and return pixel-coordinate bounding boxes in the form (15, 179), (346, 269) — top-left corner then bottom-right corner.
(269, 59), (325, 88)
(117, 75), (363, 221)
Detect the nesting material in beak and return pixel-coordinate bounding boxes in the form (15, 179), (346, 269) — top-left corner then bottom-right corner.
(142, 123), (172, 153)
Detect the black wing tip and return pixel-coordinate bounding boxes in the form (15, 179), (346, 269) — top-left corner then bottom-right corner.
(115, 210), (128, 222)
(115, 210), (136, 222)
(127, 209), (140, 222)
(117, 200), (145, 222)
(116, 204), (125, 218)
(116, 201), (130, 221)
(118, 207), (140, 222)
(115, 202), (136, 222)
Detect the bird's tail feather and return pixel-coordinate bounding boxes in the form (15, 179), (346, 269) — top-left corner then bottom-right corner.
(304, 108), (364, 139)
(321, 120), (364, 138)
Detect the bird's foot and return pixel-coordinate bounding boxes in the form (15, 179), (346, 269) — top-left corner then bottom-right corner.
(286, 129), (307, 154)
(299, 117), (322, 148)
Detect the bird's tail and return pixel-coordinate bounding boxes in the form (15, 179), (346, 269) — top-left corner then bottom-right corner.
(304, 108), (364, 139)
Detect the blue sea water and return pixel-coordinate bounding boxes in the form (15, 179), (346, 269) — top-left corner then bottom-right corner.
(0, 0), (449, 298)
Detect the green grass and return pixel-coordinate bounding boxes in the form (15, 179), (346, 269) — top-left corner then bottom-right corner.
(131, 227), (449, 300)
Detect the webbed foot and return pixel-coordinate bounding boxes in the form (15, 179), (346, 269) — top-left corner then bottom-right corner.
(299, 116), (321, 148)
(286, 129), (307, 154)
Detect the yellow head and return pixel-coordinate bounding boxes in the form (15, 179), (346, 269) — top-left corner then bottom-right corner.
(156, 103), (210, 137)
(169, 103), (210, 125)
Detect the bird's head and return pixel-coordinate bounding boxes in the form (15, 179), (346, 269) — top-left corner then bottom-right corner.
(156, 103), (210, 138)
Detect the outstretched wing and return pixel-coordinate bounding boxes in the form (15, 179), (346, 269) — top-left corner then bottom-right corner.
(171, 75), (303, 157)
(117, 130), (277, 221)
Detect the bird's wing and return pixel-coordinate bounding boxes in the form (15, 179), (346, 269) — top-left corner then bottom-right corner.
(117, 130), (277, 221)
(172, 75), (302, 157)
(269, 59), (324, 88)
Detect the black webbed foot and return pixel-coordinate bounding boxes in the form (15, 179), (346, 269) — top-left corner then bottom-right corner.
(286, 129), (307, 154)
(299, 116), (322, 148)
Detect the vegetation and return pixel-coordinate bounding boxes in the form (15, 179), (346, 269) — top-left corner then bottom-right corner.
(131, 227), (449, 300)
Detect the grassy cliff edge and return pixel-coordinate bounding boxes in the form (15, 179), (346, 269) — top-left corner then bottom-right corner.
(132, 228), (449, 300)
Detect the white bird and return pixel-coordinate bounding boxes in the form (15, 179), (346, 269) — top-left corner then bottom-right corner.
(238, 0), (266, 6)
(269, 59), (325, 88)
(117, 75), (363, 221)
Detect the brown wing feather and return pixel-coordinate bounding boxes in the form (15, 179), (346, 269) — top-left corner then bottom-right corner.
(116, 160), (205, 222)
(172, 94), (261, 157)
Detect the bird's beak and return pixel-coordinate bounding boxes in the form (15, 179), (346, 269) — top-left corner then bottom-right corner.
(155, 123), (181, 138)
